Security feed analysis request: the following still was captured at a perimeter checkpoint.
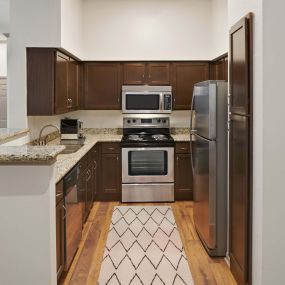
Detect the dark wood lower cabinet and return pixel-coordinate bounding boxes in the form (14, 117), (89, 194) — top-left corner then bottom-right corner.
(98, 143), (121, 201)
(175, 142), (193, 200)
(56, 182), (65, 281)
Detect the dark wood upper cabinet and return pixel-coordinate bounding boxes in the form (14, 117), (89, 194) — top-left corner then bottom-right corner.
(123, 62), (170, 85)
(230, 17), (251, 115)
(123, 63), (146, 85)
(84, 62), (121, 109)
(68, 59), (80, 110)
(172, 62), (209, 110)
(147, 63), (170, 85)
(210, 55), (228, 82)
(27, 48), (80, 116)
(175, 142), (193, 200)
(55, 52), (69, 114)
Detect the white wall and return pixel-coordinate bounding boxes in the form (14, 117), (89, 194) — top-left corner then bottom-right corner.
(82, 0), (213, 60)
(61, 0), (83, 58)
(210, 0), (228, 58)
(262, 0), (285, 284)
(228, 1), (265, 284)
(0, 0), (9, 34)
(8, 0), (61, 129)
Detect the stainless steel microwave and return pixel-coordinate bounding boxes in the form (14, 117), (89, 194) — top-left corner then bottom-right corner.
(122, 85), (172, 114)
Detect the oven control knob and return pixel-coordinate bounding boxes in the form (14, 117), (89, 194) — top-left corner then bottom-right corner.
(163, 119), (167, 123)
(132, 119), (136, 123)
(157, 119), (161, 123)
(127, 120), (131, 124)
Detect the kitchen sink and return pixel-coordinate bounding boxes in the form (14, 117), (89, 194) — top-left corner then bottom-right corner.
(59, 144), (83, 154)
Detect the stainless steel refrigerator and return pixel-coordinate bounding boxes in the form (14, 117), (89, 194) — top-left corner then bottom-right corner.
(190, 80), (228, 256)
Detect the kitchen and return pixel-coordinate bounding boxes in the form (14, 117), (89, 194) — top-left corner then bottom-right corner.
(0, 1), (285, 285)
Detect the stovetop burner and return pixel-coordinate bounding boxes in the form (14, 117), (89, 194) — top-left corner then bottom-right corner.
(121, 117), (174, 147)
(152, 134), (168, 141)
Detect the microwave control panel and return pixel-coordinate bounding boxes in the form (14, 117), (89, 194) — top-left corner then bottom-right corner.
(163, 94), (172, 110)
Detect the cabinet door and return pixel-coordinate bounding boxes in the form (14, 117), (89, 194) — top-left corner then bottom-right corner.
(216, 59), (226, 80)
(172, 62), (209, 110)
(100, 152), (121, 201)
(229, 114), (250, 285)
(68, 59), (79, 110)
(55, 52), (69, 114)
(147, 63), (170, 85)
(56, 199), (65, 281)
(84, 63), (121, 109)
(86, 166), (93, 214)
(79, 171), (87, 223)
(90, 145), (99, 201)
(123, 63), (146, 85)
(230, 17), (251, 115)
(175, 153), (193, 200)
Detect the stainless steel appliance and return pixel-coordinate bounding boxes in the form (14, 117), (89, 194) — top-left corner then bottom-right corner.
(122, 85), (172, 114)
(121, 117), (174, 202)
(190, 80), (228, 257)
(63, 166), (82, 270)
(61, 118), (83, 140)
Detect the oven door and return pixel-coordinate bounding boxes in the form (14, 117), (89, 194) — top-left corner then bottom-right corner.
(122, 147), (174, 183)
(122, 92), (162, 113)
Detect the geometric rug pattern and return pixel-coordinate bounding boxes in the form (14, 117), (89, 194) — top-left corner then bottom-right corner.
(98, 206), (194, 285)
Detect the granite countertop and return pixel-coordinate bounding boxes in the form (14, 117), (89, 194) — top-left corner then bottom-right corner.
(0, 145), (65, 165)
(55, 129), (122, 183)
(0, 128), (30, 145)
(171, 128), (191, 141)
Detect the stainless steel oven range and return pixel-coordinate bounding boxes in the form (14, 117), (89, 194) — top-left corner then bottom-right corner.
(121, 117), (174, 202)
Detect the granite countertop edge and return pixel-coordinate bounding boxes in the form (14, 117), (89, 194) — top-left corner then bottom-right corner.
(0, 128), (30, 145)
(0, 145), (66, 165)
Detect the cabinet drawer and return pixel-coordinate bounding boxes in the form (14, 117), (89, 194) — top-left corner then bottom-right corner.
(101, 142), (120, 154)
(175, 142), (190, 153)
(56, 180), (64, 204)
(78, 154), (88, 173)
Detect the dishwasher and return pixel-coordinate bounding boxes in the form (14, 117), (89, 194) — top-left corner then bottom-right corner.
(63, 165), (82, 270)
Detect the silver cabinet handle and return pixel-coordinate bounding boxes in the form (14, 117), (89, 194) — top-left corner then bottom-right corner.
(94, 161), (97, 170)
(108, 147), (115, 151)
(62, 205), (67, 220)
(56, 192), (62, 197)
(117, 156), (119, 161)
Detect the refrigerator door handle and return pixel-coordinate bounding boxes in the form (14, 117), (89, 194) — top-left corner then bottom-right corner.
(190, 91), (196, 132)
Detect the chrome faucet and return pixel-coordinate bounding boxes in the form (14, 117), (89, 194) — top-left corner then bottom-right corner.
(38, 124), (60, 146)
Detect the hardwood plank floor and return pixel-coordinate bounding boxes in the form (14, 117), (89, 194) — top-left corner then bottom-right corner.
(60, 201), (236, 285)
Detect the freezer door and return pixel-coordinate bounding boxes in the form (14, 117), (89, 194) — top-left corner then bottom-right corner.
(192, 83), (216, 140)
(192, 133), (216, 249)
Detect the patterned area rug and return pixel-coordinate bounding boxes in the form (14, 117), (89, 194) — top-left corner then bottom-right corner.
(98, 206), (194, 285)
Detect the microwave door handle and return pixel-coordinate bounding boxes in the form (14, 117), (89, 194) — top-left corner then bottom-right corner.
(160, 93), (163, 111)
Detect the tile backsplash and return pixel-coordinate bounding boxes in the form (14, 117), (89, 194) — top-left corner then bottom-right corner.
(28, 110), (191, 140)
